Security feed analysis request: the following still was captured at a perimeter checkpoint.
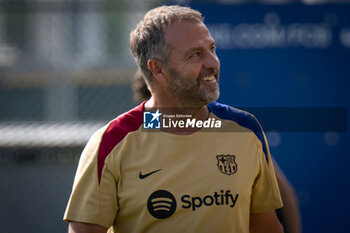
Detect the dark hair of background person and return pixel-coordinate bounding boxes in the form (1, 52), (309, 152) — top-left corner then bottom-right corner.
(132, 69), (151, 103)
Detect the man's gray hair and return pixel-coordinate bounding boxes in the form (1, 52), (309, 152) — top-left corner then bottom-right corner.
(130, 5), (203, 84)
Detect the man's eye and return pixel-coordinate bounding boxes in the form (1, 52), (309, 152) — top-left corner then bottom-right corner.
(210, 46), (216, 52)
(190, 52), (200, 58)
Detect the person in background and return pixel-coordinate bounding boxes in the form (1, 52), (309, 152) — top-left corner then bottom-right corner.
(132, 69), (152, 103)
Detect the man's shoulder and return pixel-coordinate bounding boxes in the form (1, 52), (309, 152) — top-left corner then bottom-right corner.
(96, 102), (144, 157)
(102, 103), (144, 140)
(95, 103), (145, 181)
(207, 102), (260, 132)
(208, 102), (269, 161)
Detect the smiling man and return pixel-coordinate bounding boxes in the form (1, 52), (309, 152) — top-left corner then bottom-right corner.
(154, 19), (220, 107)
(64, 5), (283, 233)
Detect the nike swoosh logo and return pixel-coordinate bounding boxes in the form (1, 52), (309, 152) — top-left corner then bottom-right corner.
(139, 169), (162, 179)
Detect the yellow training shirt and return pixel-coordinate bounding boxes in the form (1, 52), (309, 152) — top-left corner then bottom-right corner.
(64, 101), (283, 233)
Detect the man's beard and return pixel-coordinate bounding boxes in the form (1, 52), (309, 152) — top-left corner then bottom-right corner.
(168, 67), (220, 107)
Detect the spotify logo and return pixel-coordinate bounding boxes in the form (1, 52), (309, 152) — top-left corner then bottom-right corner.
(147, 190), (177, 219)
(147, 189), (239, 219)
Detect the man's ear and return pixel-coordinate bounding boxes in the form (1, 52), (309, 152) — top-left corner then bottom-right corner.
(147, 59), (165, 81)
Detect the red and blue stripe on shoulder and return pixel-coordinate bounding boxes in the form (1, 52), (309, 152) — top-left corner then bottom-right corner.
(208, 102), (269, 164)
(97, 102), (145, 183)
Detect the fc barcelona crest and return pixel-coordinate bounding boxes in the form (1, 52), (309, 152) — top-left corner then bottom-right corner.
(216, 154), (238, 176)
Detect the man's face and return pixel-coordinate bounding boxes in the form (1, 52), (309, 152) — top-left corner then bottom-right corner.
(163, 20), (220, 107)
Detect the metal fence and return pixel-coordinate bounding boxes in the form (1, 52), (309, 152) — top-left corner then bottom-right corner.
(0, 1), (154, 232)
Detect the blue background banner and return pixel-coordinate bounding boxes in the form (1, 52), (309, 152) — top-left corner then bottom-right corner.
(174, 2), (350, 232)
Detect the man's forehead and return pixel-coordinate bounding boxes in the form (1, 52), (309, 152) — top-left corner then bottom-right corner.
(164, 20), (214, 49)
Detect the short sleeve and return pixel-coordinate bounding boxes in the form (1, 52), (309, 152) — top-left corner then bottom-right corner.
(63, 128), (118, 228)
(250, 132), (283, 213)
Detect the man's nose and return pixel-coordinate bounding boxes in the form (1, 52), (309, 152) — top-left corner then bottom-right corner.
(203, 51), (220, 70)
